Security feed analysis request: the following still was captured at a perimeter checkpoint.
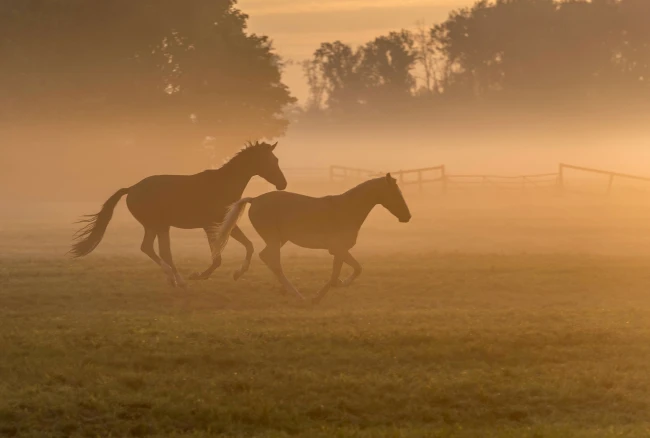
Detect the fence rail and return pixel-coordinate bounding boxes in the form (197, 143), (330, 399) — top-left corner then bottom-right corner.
(330, 165), (446, 191)
(328, 163), (650, 194)
(447, 173), (559, 191)
(559, 163), (650, 194)
(329, 165), (380, 182)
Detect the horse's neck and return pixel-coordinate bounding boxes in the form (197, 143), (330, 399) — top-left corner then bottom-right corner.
(208, 159), (254, 198)
(338, 183), (379, 229)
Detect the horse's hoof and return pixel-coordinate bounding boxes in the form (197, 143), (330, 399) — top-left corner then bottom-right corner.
(189, 272), (207, 281)
(176, 278), (189, 290)
(233, 270), (243, 281)
(332, 279), (344, 288)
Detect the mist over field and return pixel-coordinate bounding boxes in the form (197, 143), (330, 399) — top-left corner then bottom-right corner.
(2, 1), (650, 437)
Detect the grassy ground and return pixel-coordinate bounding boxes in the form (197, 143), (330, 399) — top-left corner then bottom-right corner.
(4, 191), (650, 437)
(3, 252), (650, 437)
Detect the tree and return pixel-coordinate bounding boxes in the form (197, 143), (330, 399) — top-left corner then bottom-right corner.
(303, 32), (417, 116)
(305, 41), (365, 113)
(413, 21), (446, 95)
(0, 0), (295, 198)
(429, 0), (650, 103)
(358, 31), (418, 106)
(617, 0), (650, 96)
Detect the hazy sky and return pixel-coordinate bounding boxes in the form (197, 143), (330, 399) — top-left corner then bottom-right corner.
(239, 0), (464, 101)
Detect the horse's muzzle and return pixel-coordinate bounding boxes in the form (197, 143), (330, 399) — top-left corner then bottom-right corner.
(275, 181), (287, 191)
(399, 215), (411, 223)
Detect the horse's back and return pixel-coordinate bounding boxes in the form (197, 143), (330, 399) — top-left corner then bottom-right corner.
(249, 191), (327, 218)
(249, 192), (336, 249)
(127, 174), (198, 207)
(126, 172), (218, 228)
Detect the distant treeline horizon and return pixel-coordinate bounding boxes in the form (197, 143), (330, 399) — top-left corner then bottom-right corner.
(1, 0), (649, 199)
(298, 0), (649, 124)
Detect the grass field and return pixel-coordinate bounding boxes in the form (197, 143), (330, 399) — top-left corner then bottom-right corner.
(3, 191), (650, 437)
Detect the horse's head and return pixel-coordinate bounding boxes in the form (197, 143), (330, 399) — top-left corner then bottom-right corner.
(247, 141), (287, 190)
(379, 173), (411, 223)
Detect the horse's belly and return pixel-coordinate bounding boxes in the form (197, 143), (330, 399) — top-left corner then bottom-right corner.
(128, 193), (223, 229)
(287, 233), (329, 250)
(169, 219), (210, 230)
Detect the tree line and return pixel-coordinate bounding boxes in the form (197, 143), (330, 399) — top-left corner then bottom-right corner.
(0, 0), (293, 187)
(300, 0), (650, 123)
(0, 0), (296, 197)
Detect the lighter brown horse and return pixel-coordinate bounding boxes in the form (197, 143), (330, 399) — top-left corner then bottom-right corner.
(70, 141), (287, 287)
(211, 173), (411, 304)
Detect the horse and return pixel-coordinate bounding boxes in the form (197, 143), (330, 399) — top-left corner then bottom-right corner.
(70, 141), (287, 288)
(210, 173), (411, 304)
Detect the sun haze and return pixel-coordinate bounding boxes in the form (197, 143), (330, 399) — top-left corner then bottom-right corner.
(4, 1), (650, 436)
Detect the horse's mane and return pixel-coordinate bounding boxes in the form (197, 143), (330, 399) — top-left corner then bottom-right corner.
(221, 141), (273, 167)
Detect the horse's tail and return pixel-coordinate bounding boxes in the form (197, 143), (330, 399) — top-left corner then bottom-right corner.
(207, 197), (254, 262)
(69, 188), (130, 258)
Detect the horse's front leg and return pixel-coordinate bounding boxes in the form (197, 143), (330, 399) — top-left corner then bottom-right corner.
(189, 227), (222, 280)
(338, 251), (362, 287)
(312, 256), (343, 305)
(229, 226), (254, 281)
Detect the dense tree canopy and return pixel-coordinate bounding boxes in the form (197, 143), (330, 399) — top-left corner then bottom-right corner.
(304, 32), (418, 115)
(435, 0), (650, 101)
(303, 0), (650, 119)
(0, 0), (294, 197)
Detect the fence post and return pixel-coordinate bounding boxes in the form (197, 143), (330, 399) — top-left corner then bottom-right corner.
(557, 163), (564, 193)
(418, 170), (423, 192)
(440, 166), (447, 194)
(607, 174), (615, 194)
(329, 166), (335, 183)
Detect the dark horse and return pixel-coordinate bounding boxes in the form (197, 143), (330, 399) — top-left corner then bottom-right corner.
(70, 141), (287, 287)
(211, 173), (411, 304)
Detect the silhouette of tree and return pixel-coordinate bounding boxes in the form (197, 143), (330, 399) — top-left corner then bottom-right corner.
(304, 33), (417, 116)
(413, 21), (445, 95)
(305, 41), (365, 113)
(617, 0), (650, 97)
(359, 31), (418, 106)
(300, 0), (650, 128)
(0, 0), (294, 162)
(430, 0), (650, 103)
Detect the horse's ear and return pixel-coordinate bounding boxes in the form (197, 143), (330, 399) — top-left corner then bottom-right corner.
(271, 142), (278, 151)
(386, 173), (392, 181)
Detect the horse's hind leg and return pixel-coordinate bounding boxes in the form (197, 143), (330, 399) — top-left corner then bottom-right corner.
(259, 244), (305, 301)
(189, 228), (222, 281)
(141, 227), (176, 287)
(157, 227), (186, 289)
(313, 256), (343, 305)
(230, 226), (254, 281)
(140, 227), (162, 266)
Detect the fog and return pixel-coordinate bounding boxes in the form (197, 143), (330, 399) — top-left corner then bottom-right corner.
(4, 135), (650, 263)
